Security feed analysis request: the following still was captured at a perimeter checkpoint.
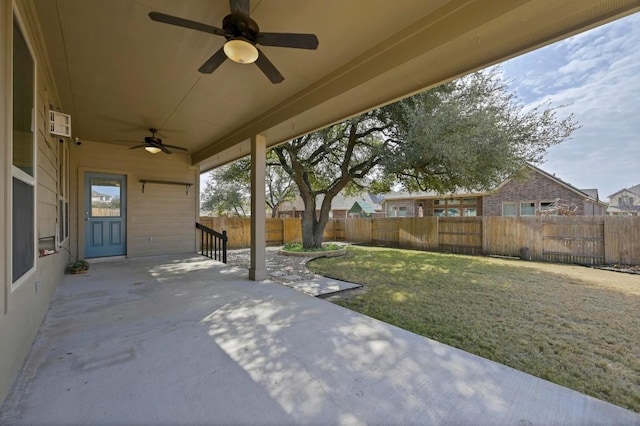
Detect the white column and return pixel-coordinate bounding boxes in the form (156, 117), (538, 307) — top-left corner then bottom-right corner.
(249, 134), (267, 281)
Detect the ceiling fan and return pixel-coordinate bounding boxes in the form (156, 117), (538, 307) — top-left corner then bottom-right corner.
(126, 128), (187, 155)
(148, 0), (319, 83)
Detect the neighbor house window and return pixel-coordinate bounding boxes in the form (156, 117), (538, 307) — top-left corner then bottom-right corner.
(502, 202), (516, 216)
(434, 209), (445, 217)
(398, 206), (407, 217)
(520, 202), (535, 216)
(463, 208), (477, 217)
(12, 16), (36, 286)
(618, 195), (633, 206)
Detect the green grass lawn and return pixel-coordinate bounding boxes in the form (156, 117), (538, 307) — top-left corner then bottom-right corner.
(308, 246), (640, 413)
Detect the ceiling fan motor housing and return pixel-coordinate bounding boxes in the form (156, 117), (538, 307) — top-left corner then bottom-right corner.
(223, 13), (259, 43)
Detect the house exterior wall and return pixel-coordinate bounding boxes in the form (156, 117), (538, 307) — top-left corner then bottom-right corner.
(70, 142), (199, 259)
(383, 197), (483, 217)
(384, 199), (415, 217)
(1, 1), (201, 406)
(483, 168), (594, 216)
(1, 0), (69, 405)
(607, 188), (640, 215)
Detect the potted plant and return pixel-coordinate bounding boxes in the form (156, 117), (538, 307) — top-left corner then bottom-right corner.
(70, 259), (90, 274)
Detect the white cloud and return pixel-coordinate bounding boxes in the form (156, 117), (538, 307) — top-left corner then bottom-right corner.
(501, 12), (640, 200)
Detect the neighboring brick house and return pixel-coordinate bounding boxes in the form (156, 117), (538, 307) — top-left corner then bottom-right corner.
(607, 184), (640, 216)
(483, 164), (606, 216)
(381, 164), (607, 217)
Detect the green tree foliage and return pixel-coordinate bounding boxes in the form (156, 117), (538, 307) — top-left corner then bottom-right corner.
(200, 166), (248, 217)
(385, 69), (578, 192)
(200, 151), (297, 217)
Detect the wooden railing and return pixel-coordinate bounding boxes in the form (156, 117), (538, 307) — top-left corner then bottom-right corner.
(196, 222), (227, 263)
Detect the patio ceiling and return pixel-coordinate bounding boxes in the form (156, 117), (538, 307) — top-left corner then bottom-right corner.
(32, 0), (640, 171)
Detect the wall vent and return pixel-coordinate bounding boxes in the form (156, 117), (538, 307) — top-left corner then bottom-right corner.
(49, 110), (71, 137)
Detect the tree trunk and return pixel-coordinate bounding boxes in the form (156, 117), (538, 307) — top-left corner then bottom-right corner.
(300, 191), (336, 249)
(301, 212), (329, 249)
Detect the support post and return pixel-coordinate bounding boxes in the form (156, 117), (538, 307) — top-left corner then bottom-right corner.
(249, 134), (267, 281)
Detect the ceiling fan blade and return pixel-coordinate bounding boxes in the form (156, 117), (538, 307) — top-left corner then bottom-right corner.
(255, 50), (284, 84)
(148, 12), (229, 37)
(159, 145), (172, 154)
(129, 144), (146, 150)
(163, 144), (188, 151)
(198, 47), (228, 74)
(257, 32), (319, 49)
(229, 0), (250, 15)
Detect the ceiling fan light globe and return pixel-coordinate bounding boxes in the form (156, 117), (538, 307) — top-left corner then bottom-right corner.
(145, 146), (162, 154)
(224, 39), (258, 64)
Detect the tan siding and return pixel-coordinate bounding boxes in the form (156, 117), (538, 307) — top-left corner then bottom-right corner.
(71, 141), (198, 258)
(1, 0), (70, 406)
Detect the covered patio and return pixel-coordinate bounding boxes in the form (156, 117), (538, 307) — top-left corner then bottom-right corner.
(4, 0), (640, 419)
(1, 256), (638, 424)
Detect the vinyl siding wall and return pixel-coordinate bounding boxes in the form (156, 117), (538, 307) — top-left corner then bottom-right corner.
(1, 0), (69, 405)
(70, 142), (199, 259)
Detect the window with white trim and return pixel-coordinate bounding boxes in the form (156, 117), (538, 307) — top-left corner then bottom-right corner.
(520, 202), (535, 216)
(58, 139), (69, 243)
(502, 202), (516, 216)
(12, 15), (36, 286)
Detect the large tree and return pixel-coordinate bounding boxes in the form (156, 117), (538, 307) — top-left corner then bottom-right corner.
(272, 110), (396, 248)
(273, 67), (578, 248)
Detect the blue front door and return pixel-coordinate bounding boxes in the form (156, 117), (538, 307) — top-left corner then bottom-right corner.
(84, 173), (126, 258)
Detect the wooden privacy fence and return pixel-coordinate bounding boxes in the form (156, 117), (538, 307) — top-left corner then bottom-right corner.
(199, 216), (640, 266)
(198, 217), (338, 249)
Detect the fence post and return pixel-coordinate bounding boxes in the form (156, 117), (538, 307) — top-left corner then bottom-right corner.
(222, 230), (227, 264)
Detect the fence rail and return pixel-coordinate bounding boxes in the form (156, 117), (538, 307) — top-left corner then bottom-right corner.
(199, 216), (640, 266)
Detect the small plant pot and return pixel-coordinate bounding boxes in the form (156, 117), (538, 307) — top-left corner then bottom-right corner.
(70, 260), (90, 274)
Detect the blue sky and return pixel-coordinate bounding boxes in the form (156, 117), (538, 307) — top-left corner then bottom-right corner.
(499, 11), (640, 199)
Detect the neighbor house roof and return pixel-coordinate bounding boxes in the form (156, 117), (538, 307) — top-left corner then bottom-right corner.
(381, 189), (488, 202)
(282, 192), (383, 212)
(349, 201), (377, 214)
(381, 164), (606, 207)
(608, 184), (640, 198)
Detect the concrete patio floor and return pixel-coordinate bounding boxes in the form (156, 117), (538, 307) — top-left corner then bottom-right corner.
(1, 255), (638, 425)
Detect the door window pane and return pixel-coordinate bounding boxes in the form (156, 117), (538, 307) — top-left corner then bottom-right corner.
(91, 178), (122, 217)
